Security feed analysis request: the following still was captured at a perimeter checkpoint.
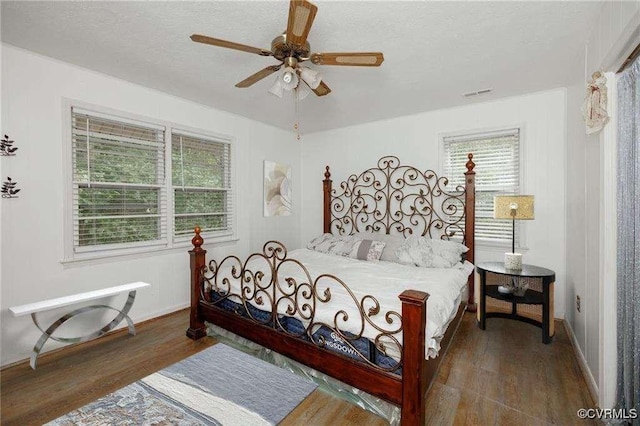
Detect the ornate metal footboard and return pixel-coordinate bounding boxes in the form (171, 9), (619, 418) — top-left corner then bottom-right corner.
(187, 227), (430, 425)
(200, 237), (405, 372)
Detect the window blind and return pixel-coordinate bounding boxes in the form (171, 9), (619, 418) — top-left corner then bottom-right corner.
(171, 131), (232, 239)
(443, 128), (520, 244)
(71, 109), (166, 250)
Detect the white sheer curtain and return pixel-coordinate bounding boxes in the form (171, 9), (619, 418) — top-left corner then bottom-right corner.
(615, 54), (639, 424)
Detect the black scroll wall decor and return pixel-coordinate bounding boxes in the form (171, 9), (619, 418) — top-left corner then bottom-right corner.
(2, 177), (20, 198)
(1, 135), (18, 156)
(1, 134), (21, 198)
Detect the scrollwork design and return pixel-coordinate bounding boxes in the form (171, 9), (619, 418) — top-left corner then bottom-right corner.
(200, 242), (404, 372)
(306, 273), (403, 371)
(330, 156), (467, 242)
(201, 242), (281, 325)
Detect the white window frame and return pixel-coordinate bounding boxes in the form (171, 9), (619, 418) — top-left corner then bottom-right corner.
(62, 99), (237, 263)
(170, 128), (234, 244)
(439, 124), (527, 250)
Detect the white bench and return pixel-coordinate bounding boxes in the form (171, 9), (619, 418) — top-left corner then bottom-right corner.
(9, 282), (150, 369)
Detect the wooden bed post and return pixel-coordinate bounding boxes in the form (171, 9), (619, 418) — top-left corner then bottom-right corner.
(186, 227), (207, 340)
(323, 166), (332, 233)
(464, 153), (477, 312)
(399, 290), (428, 426)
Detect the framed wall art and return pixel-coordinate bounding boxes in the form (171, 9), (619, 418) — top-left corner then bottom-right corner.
(263, 160), (291, 217)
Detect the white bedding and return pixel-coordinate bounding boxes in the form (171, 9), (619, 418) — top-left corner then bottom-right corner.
(216, 248), (473, 360)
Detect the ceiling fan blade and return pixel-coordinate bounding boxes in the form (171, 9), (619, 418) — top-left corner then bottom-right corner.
(310, 80), (331, 96)
(191, 34), (272, 57)
(311, 52), (384, 67)
(286, 0), (318, 48)
(235, 65), (282, 88)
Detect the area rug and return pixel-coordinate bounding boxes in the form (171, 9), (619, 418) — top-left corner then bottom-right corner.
(46, 344), (318, 425)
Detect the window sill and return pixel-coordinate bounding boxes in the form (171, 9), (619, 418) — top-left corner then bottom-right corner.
(61, 235), (239, 268)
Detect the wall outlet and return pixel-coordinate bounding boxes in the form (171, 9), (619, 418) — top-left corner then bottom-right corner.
(576, 295), (581, 312)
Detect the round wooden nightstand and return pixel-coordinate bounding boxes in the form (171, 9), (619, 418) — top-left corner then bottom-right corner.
(476, 262), (556, 343)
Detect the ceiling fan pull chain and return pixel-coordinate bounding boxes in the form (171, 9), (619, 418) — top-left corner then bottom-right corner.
(295, 89), (301, 140)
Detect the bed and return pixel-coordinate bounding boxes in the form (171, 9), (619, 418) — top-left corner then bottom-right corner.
(187, 154), (477, 425)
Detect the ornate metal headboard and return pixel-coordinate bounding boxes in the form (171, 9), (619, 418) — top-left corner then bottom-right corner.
(322, 155), (476, 245)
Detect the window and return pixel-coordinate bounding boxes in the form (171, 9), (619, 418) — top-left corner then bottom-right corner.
(442, 128), (521, 247)
(67, 106), (234, 259)
(171, 131), (232, 239)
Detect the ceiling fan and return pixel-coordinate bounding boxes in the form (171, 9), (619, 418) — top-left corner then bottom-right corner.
(190, 0), (384, 97)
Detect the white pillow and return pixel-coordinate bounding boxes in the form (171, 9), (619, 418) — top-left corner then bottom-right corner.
(427, 238), (469, 267)
(306, 233), (362, 257)
(306, 233), (332, 250)
(395, 235), (468, 268)
(395, 235), (429, 266)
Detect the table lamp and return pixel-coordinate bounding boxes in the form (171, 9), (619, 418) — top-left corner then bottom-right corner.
(493, 195), (535, 270)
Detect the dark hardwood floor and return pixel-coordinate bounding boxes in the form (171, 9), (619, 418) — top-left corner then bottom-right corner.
(427, 314), (597, 425)
(0, 309), (596, 425)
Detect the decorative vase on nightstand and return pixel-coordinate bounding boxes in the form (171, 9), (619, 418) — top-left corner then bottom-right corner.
(504, 253), (522, 270)
(513, 280), (529, 297)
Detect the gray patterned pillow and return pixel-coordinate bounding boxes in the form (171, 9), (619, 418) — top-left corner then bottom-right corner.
(350, 239), (386, 261)
(354, 232), (405, 263)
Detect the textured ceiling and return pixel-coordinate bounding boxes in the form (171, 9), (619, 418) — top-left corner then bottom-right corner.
(1, 1), (602, 133)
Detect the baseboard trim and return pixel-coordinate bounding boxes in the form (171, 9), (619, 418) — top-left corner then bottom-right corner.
(0, 303), (190, 371)
(133, 302), (190, 325)
(563, 319), (599, 404)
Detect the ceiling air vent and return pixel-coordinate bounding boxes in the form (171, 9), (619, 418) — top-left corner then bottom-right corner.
(463, 88), (493, 98)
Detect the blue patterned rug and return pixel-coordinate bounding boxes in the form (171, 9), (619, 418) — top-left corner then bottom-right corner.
(46, 344), (318, 425)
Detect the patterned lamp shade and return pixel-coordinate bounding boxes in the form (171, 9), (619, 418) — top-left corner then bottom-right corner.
(493, 195), (535, 220)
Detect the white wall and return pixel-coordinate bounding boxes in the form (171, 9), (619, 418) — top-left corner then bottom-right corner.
(0, 45), (302, 366)
(565, 0), (640, 407)
(0, 8), (4, 351)
(301, 89), (567, 318)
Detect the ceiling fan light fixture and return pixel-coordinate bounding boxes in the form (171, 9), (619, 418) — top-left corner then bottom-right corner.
(280, 67), (299, 90)
(296, 82), (312, 101)
(268, 78), (284, 98)
(299, 66), (322, 89)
